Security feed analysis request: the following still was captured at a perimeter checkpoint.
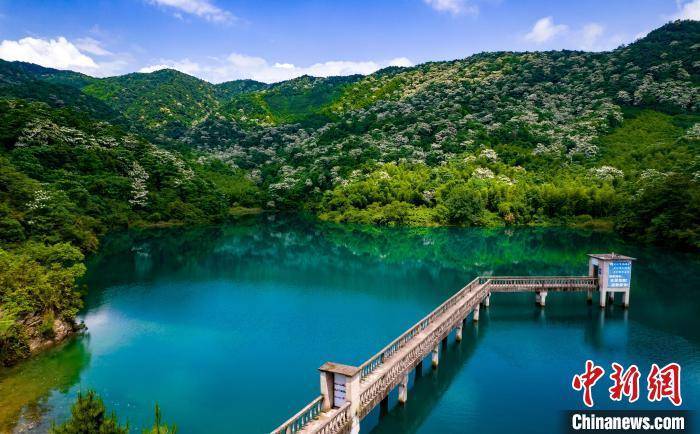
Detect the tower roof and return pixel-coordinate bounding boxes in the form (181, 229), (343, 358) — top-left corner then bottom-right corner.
(587, 253), (636, 261)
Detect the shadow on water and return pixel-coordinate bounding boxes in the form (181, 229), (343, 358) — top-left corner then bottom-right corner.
(0, 338), (90, 433)
(366, 317), (488, 434)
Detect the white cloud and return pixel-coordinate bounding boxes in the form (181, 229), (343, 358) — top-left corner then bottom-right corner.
(576, 23), (626, 51)
(0, 36), (99, 72)
(75, 37), (113, 56)
(673, 0), (700, 19)
(523, 18), (627, 51)
(579, 23), (604, 50)
(139, 58), (202, 75)
(423, 0), (478, 16)
(524, 16), (568, 44)
(139, 55), (414, 83)
(0, 36), (132, 77)
(147, 0), (235, 23)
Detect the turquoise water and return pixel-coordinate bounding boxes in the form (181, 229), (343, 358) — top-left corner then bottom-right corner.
(1, 215), (698, 433)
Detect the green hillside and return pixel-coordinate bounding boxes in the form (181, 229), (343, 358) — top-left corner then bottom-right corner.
(0, 60), (122, 125)
(220, 74), (362, 126)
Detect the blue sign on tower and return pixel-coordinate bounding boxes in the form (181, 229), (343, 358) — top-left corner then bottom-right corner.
(607, 260), (631, 288)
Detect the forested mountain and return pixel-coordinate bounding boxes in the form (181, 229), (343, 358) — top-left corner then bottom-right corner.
(0, 20), (698, 365)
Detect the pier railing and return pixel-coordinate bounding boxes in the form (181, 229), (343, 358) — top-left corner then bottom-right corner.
(357, 278), (487, 417)
(358, 276), (482, 381)
(483, 276), (597, 292)
(271, 395), (324, 434)
(315, 402), (352, 434)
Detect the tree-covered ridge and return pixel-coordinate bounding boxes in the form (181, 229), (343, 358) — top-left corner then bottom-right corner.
(0, 61), (123, 125)
(81, 69), (228, 141)
(191, 21), (698, 209)
(318, 109), (698, 243)
(220, 74), (362, 126)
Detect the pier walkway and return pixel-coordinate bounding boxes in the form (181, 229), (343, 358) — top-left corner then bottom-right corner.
(271, 254), (634, 434)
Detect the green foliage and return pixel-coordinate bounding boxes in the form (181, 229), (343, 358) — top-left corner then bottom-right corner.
(617, 173), (700, 248)
(51, 391), (128, 434)
(318, 157), (626, 230)
(142, 404), (177, 434)
(50, 392), (177, 434)
(438, 181), (487, 225)
(599, 109), (695, 171)
(0, 324), (30, 367)
(0, 243), (86, 321)
(82, 69), (221, 141)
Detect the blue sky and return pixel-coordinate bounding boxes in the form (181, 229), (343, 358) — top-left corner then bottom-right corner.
(0, 0), (697, 83)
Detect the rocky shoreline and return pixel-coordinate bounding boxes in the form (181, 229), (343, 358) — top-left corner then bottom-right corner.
(1, 315), (84, 367)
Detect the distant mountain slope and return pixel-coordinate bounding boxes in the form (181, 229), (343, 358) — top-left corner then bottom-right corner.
(214, 79), (268, 100)
(191, 20), (698, 168)
(220, 74), (363, 126)
(0, 60), (123, 125)
(79, 69), (222, 140)
(0, 20), (698, 247)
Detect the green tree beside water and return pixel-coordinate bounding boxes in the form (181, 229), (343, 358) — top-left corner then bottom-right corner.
(50, 391), (176, 434)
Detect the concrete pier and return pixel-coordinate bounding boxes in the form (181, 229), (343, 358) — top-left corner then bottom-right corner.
(536, 291), (548, 307)
(379, 397), (388, 416)
(272, 254), (636, 434)
(398, 374), (409, 405)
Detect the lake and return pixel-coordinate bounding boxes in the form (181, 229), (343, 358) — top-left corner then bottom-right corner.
(1, 215), (698, 433)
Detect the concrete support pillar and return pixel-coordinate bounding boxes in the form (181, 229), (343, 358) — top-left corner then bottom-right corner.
(346, 367), (362, 434)
(379, 396), (389, 416)
(473, 304), (480, 322)
(455, 323), (463, 342)
(319, 370), (334, 411)
(350, 416), (360, 434)
(608, 291), (615, 303)
(623, 290), (630, 309)
(484, 293), (490, 307)
(431, 344), (439, 369)
(599, 289), (607, 308)
(398, 374), (409, 405)
(587, 290), (592, 304)
(539, 291), (548, 307)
